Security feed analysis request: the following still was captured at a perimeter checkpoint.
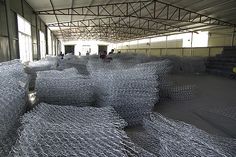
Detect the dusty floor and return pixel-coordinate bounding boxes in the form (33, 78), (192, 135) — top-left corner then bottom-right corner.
(126, 73), (236, 138)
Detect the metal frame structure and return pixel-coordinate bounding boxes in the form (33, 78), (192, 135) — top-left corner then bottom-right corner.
(38, 0), (236, 41)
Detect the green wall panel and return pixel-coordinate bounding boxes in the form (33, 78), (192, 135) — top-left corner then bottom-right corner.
(23, 1), (33, 23)
(0, 37), (9, 62)
(0, 2), (8, 36)
(9, 0), (22, 16)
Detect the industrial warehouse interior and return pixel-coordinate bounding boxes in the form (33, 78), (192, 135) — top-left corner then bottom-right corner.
(0, 0), (236, 156)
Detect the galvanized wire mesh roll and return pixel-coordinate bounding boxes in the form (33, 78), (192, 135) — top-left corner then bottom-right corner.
(91, 61), (171, 126)
(22, 103), (127, 129)
(35, 70), (95, 106)
(0, 60), (28, 156)
(10, 103), (156, 157)
(57, 56), (89, 75)
(128, 130), (161, 156)
(143, 113), (236, 157)
(25, 57), (58, 90)
(10, 122), (155, 157)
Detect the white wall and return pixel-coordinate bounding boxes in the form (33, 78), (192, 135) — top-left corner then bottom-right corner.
(115, 29), (236, 57)
(61, 40), (116, 56)
(208, 28), (236, 46)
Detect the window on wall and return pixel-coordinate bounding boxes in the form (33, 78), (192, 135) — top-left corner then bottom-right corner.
(40, 31), (46, 59)
(17, 15), (32, 62)
(47, 28), (53, 55)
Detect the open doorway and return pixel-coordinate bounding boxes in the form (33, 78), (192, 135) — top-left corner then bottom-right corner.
(65, 45), (75, 54)
(98, 45), (107, 55)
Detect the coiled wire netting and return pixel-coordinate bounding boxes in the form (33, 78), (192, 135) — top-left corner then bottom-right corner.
(57, 55), (89, 75)
(22, 103), (127, 129)
(25, 56), (58, 90)
(142, 113), (236, 157)
(9, 103), (156, 157)
(90, 61), (169, 126)
(35, 69), (95, 106)
(0, 60), (28, 157)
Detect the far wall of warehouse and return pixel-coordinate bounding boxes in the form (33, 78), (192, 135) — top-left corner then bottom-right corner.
(115, 29), (236, 57)
(61, 40), (116, 56)
(0, 0), (61, 62)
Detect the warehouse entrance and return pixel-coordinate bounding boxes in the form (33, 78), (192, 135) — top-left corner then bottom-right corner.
(65, 45), (75, 54)
(98, 45), (107, 55)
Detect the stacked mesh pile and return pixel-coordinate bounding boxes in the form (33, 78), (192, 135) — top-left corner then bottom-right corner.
(128, 130), (161, 156)
(141, 113), (236, 157)
(21, 103), (127, 129)
(37, 67), (79, 78)
(0, 60), (28, 156)
(92, 61), (167, 126)
(161, 84), (197, 101)
(57, 55), (89, 75)
(36, 68), (95, 106)
(112, 53), (159, 66)
(25, 57), (58, 90)
(87, 59), (119, 73)
(159, 56), (206, 74)
(10, 103), (156, 157)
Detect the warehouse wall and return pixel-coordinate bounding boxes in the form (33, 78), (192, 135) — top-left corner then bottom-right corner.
(0, 0), (60, 62)
(61, 40), (115, 56)
(208, 28), (236, 47)
(0, 0), (10, 62)
(116, 29), (236, 57)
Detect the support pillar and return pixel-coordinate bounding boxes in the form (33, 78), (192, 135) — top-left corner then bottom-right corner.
(5, 0), (13, 60)
(232, 26), (235, 46)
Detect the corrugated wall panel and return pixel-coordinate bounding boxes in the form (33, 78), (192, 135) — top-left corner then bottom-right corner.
(0, 2), (8, 36)
(9, 0), (22, 16)
(10, 10), (19, 59)
(0, 37), (9, 62)
(23, 1), (33, 23)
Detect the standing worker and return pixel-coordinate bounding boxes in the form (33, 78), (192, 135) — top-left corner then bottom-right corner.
(109, 49), (114, 55)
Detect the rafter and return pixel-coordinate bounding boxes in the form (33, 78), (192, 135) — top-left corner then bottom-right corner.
(49, 0), (64, 38)
(37, 0), (235, 27)
(48, 17), (178, 33)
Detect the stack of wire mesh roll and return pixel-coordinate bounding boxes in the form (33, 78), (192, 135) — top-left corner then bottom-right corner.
(10, 103), (156, 157)
(0, 60), (28, 156)
(140, 113), (236, 157)
(91, 61), (171, 126)
(35, 68), (95, 106)
(25, 57), (58, 90)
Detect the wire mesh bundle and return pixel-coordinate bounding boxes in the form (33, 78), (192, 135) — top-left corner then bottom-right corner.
(158, 81), (175, 99)
(128, 130), (161, 156)
(0, 122), (20, 157)
(179, 57), (206, 73)
(37, 68), (79, 78)
(92, 62), (163, 126)
(0, 60), (28, 156)
(10, 120), (156, 157)
(167, 84), (197, 101)
(26, 58), (58, 71)
(143, 113), (236, 157)
(25, 58), (58, 90)
(159, 56), (206, 74)
(112, 53), (159, 65)
(57, 56), (89, 75)
(36, 74), (95, 106)
(22, 103), (127, 129)
(0, 59), (28, 85)
(110, 53), (158, 69)
(87, 59), (119, 73)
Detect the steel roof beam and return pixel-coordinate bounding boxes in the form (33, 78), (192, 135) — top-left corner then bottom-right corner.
(49, 0), (64, 38)
(37, 0), (235, 27)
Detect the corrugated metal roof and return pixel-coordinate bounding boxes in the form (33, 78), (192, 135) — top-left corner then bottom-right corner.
(26, 0), (236, 41)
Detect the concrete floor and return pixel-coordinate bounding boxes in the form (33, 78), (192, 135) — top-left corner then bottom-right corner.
(126, 73), (236, 138)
